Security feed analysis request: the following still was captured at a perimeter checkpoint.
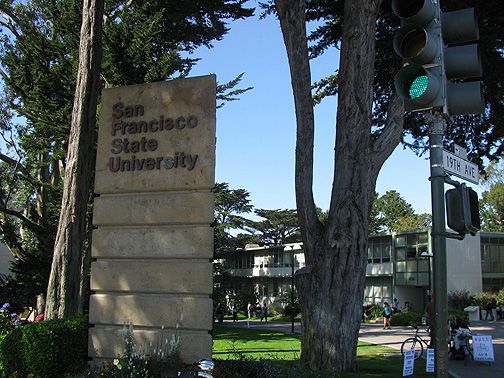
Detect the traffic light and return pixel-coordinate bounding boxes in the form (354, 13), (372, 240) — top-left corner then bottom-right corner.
(442, 8), (484, 115)
(445, 184), (481, 236)
(392, 0), (443, 112)
(392, 1), (484, 115)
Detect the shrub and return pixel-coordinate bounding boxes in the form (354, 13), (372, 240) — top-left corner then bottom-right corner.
(363, 304), (383, 320)
(21, 317), (88, 377)
(0, 303), (15, 335)
(280, 303), (301, 318)
(448, 289), (473, 311)
(389, 311), (423, 326)
(472, 291), (495, 307)
(496, 288), (504, 306)
(89, 323), (182, 378)
(0, 327), (26, 377)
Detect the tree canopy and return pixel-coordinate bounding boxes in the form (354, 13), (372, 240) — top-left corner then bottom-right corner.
(370, 190), (431, 233)
(261, 0), (504, 168)
(213, 182), (300, 253)
(480, 162), (504, 232)
(0, 0), (254, 308)
(245, 208), (300, 245)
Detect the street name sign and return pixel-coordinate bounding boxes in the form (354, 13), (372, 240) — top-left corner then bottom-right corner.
(442, 149), (479, 184)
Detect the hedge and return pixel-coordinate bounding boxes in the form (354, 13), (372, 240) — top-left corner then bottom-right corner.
(0, 317), (87, 378)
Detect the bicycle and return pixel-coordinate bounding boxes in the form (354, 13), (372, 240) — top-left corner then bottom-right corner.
(401, 325), (431, 360)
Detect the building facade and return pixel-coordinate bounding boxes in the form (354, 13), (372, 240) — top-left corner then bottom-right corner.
(220, 230), (504, 312)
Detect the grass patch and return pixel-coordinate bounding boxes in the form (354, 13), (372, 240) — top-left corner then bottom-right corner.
(213, 325), (433, 377)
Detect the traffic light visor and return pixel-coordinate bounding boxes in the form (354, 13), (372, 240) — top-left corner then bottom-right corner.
(392, 0), (436, 25)
(394, 24), (438, 64)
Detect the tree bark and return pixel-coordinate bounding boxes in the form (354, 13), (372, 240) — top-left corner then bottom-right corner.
(276, 0), (403, 372)
(45, 0), (103, 319)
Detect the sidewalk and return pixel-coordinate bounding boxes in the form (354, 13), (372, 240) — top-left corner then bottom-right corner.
(359, 320), (504, 378)
(220, 319), (504, 377)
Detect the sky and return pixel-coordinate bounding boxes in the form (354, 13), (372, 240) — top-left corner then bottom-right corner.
(188, 3), (437, 215)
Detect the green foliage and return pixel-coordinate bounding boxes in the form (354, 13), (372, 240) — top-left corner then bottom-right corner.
(21, 317), (88, 377)
(389, 311), (423, 327)
(370, 191), (418, 234)
(363, 304), (383, 320)
(279, 303), (301, 318)
(245, 209), (300, 245)
(216, 73), (253, 108)
(448, 289), (474, 311)
(472, 291), (495, 307)
(303, 0), (504, 166)
(0, 328), (25, 377)
(390, 311), (469, 327)
(0, 0), (254, 313)
(480, 181), (504, 232)
(89, 323), (182, 378)
(277, 287), (301, 317)
(391, 214), (431, 233)
(0, 310), (14, 336)
(496, 288), (504, 306)
(213, 182), (254, 255)
(229, 290), (259, 315)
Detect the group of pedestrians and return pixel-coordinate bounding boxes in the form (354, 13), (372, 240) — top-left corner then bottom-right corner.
(383, 298), (400, 329)
(215, 301), (269, 323)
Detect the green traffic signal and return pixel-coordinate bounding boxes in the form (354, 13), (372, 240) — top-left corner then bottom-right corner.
(408, 74), (429, 99)
(395, 64), (441, 110)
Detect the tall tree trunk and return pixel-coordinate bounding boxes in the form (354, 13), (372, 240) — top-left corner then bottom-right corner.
(45, 0), (104, 319)
(276, 0), (400, 372)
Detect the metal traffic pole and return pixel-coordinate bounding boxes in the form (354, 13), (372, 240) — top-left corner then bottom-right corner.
(427, 112), (449, 378)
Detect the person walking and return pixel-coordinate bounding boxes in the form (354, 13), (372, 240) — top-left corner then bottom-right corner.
(231, 303), (238, 322)
(392, 298), (400, 313)
(247, 302), (253, 319)
(260, 302), (268, 322)
(485, 298), (497, 321)
(383, 301), (392, 329)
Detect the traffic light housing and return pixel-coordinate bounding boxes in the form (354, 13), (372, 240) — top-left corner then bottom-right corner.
(392, 0), (443, 112)
(392, 1), (484, 115)
(445, 184), (481, 236)
(442, 8), (484, 115)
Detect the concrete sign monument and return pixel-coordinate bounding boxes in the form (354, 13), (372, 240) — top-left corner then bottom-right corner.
(89, 75), (215, 364)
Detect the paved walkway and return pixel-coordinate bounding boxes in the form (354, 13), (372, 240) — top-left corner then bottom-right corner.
(220, 319), (504, 377)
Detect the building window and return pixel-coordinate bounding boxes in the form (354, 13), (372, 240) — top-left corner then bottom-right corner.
(394, 231), (430, 287)
(367, 236), (392, 264)
(364, 277), (392, 305)
(481, 236), (504, 274)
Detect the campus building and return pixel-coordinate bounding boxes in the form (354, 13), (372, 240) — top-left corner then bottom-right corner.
(220, 230), (504, 312)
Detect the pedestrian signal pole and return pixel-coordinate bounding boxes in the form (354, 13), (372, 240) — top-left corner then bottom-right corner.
(391, 1), (484, 377)
(427, 112), (449, 378)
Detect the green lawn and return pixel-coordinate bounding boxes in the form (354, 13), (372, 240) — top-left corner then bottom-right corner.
(213, 326), (433, 377)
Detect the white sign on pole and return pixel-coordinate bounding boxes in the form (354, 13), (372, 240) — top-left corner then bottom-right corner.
(453, 144), (468, 160)
(472, 335), (494, 362)
(442, 150), (480, 184)
(426, 349), (435, 373)
(403, 349), (415, 376)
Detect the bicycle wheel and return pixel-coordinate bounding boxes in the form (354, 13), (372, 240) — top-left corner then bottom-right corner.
(401, 337), (424, 360)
